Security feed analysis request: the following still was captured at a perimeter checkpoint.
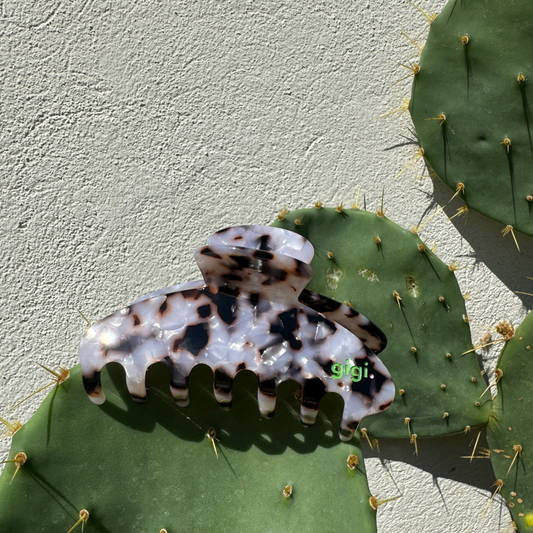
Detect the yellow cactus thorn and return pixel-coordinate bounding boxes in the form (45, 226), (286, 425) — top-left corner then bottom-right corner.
(518, 73), (526, 84)
(399, 388), (405, 396)
(527, 195), (533, 202)
(502, 137), (512, 153)
(396, 147), (425, 179)
(207, 427), (218, 459)
(314, 200), (323, 209)
(502, 225), (520, 252)
(448, 260), (461, 272)
(404, 417), (412, 436)
(361, 428), (373, 449)
(462, 344), (481, 356)
(369, 494), (402, 510)
(377, 97), (410, 119)
(67, 509), (89, 533)
(283, 483), (293, 498)
(0, 451), (27, 484)
(426, 113), (446, 125)
(377, 189), (386, 217)
(462, 447), (491, 460)
(410, 434), (419, 456)
(346, 454), (359, 470)
(480, 368), (504, 399)
(469, 431), (482, 463)
(450, 182), (465, 202)
(351, 185), (362, 209)
(294, 218), (303, 226)
(77, 309), (92, 327)
(394, 63), (421, 85)
(393, 291), (402, 309)
(449, 205), (469, 221)
(401, 31), (424, 53)
(37, 362), (70, 384)
(507, 444), (523, 475)
(0, 416), (22, 438)
(336, 202), (344, 214)
(327, 251), (334, 260)
(448, 261), (473, 273)
(412, 204), (446, 233)
(459, 34), (469, 46)
(374, 236), (381, 245)
(160, 529), (168, 533)
(277, 206), (288, 221)
(482, 480), (503, 518)
(9, 363), (70, 412)
(408, 0), (437, 24)
(464, 425), (471, 434)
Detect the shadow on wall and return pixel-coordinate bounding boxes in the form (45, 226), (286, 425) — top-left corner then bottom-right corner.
(363, 432), (508, 527)
(429, 175), (533, 311)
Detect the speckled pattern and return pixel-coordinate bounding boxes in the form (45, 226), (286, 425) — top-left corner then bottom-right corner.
(79, 226), (394, 440)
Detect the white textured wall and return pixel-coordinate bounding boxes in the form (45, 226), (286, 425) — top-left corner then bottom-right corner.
(2, 1), (530, 531)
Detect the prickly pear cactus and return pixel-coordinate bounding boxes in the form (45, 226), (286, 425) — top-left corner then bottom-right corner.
(273, 207), (490, 440)
(0, 363), (377, 532)
(0, 225), (386, 532)
(487, 311), (533, 532)
(409, 0), (533, 237)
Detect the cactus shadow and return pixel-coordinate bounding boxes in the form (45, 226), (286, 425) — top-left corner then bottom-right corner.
(431, 176), (533, 311)
(24, 466), (114, 533)
(46, 384), (59, 446)
(98, 362), (352, 456)
(363, 431), (498, 506)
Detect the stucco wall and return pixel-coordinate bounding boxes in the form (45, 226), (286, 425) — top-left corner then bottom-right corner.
(2, 1), (529, 531)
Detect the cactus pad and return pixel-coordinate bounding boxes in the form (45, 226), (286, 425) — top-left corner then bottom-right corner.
(487, 311), (533, 531)
(409, 0), (533, 236)
(273, 207), (490, 439)
(0, 363), (377, 532)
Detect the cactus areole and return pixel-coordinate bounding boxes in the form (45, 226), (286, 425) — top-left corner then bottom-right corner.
(78, 225), (394, 441)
